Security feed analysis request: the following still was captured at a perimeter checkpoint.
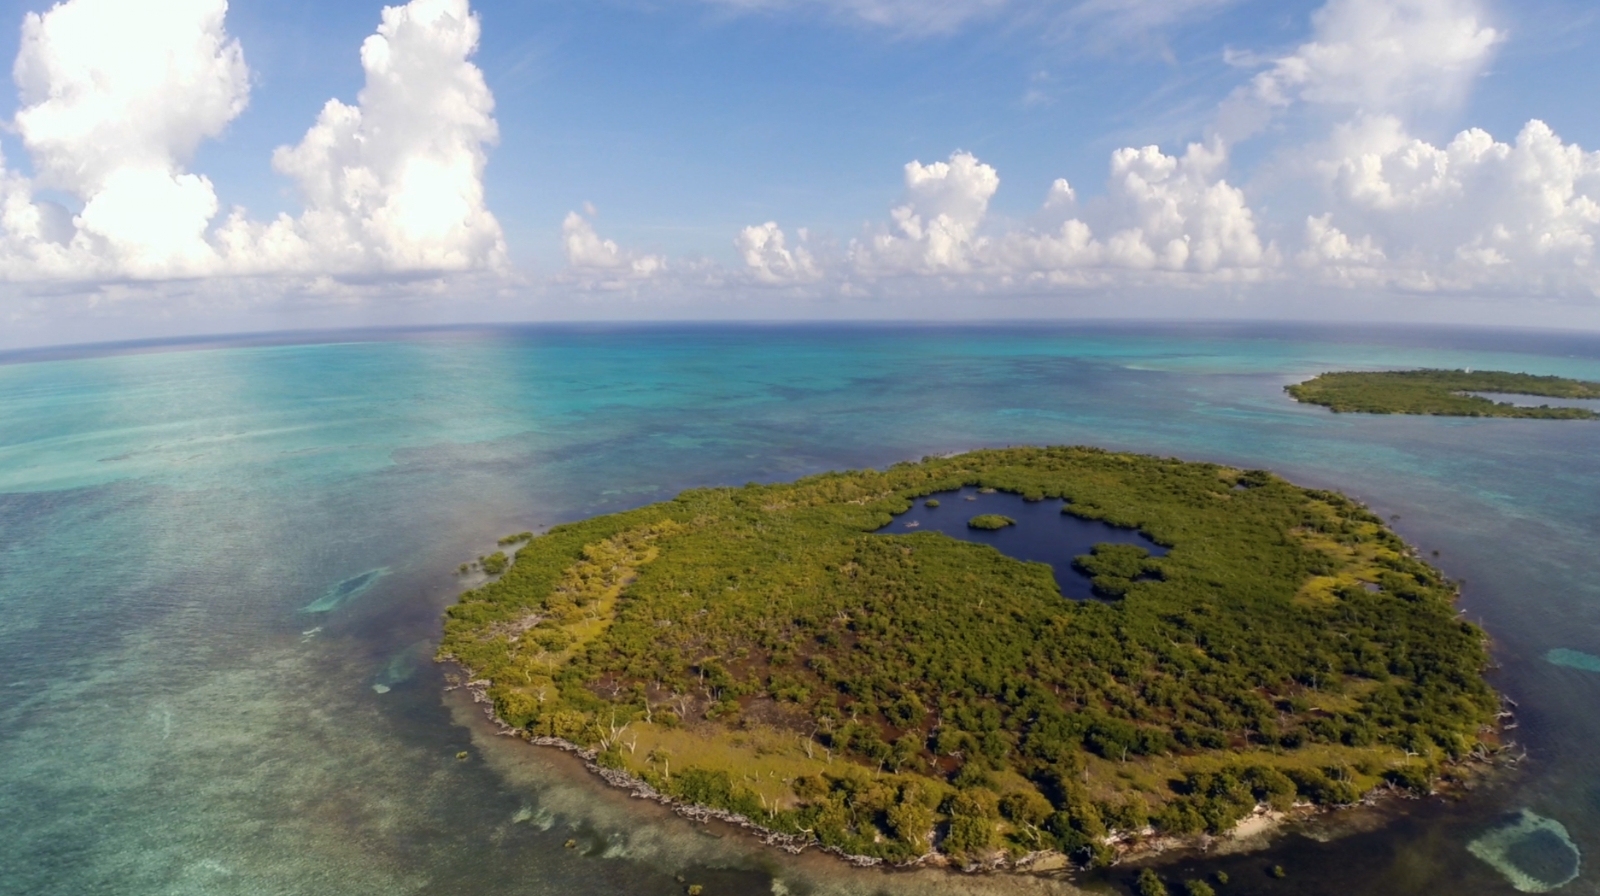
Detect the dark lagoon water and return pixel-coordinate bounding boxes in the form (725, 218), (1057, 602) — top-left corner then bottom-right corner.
(877, 487), (1168, 599)
(3, 322), (1600, 896)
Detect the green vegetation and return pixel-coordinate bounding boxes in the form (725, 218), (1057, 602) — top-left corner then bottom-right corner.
(1075, 543), (1162, 600)
(967, 514), (1016, 530)
(925, 499), (940, 508)
(479, 551), (509, 576)
(1137, 868), (1169, 896)
(1286, 370), (1600, 418)
(440, 447), (1497, 867)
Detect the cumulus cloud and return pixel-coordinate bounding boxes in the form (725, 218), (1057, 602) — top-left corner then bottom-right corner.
(1298, 213), (1384, 267)
(1, 0), (248, 278)
(1218, 0), (1500, 140)
(718, 0), (1589, 302)
(849, 151), (1000, 275)
(994, 141), (1271, 277)
(834, 142), (1269, 282)
(735, 222), (818, 283)
(717, 0), (1572, 302)
(560, 209), (665, 281)
(1304, 118), (1600, 292)
(1095, 140), (1268, 271)
(0, 0), (504, 283)
(231, 0), (506, 273)
(1197, 0), (1600, 296)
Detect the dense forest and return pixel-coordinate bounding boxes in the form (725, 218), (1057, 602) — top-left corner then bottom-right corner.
(439, 447), (1498, 867)
(1287, 369), (1600, 418)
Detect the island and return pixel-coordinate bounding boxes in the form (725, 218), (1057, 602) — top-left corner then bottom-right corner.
(439, 446), (1499, 870)
(1287, 369), (1600, 418)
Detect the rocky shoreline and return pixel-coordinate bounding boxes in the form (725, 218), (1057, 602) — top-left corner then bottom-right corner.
(448, 668), (1518, 875)
(455, 674), (894, 867)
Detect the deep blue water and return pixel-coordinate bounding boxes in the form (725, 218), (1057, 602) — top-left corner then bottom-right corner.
(2, 321), (1600, 896)
(877, 487), (1167, 598)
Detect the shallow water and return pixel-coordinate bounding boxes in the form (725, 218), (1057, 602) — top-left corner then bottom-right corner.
(3, 322), (1600, 896)
(877, 486), (1167, 598)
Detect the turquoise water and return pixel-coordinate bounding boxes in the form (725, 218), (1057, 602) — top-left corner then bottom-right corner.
(3, 322), (1600, 895)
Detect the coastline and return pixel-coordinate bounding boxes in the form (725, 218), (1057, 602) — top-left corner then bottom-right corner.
(446, 664), (1516, 876)
(436, 449), (1512, 874)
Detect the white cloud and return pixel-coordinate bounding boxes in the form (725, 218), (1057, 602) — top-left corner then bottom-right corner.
(1218, 0), (1500, 140)
(713, 0), (1584, 303)
(849, 151), (999, 274)
(226, 0), (505, 274)
(996, 216), (1102, 271)
(1303, 118), (1600, 293)
(832, 140), (1274, 284)
(1097, 140), (1268, 272)
(561, 210), (665, 281)
(2, 0), (248, 278)
(807, 140), (1274, 287)
(1296, 214), (1385, 289)
(735, 222), (818, 283)
(0, 0), (504, 284)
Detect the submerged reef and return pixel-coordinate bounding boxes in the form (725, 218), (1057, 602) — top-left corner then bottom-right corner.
(1545, 649), (1600, 673)
(300, 568), (387, 614)
(1468, 810), (1582, 893)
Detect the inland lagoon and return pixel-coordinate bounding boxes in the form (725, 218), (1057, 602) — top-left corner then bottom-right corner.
(3, 322), (1600, 896)
(876, 485), (1168, 598)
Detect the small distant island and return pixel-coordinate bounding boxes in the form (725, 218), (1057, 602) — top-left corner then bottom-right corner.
(440, 447), (1500, 870)
(967, 513), (1015, 530)
(1287, 369), (1600, 418)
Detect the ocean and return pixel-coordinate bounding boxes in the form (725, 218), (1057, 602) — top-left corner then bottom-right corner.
(2, 322), (1598, 896)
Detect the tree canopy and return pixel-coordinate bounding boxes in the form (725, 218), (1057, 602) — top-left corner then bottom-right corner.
(440, 447), (1497, 866)
(1287, 369), (1600, 418)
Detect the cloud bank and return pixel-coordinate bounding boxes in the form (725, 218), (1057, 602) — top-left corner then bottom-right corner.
(725, 0), (1600, 301)
(0, 0), (503, 283)
(1, 0), (1596, 329)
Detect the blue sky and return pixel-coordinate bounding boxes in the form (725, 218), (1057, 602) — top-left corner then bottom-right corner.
(0, 0), (1598, 347)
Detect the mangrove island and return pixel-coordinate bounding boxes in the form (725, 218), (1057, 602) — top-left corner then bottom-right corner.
(439, 446), (1499, 870)
(1287, 369), (1600, 418)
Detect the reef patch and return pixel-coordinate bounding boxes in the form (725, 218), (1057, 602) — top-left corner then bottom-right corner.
(1546, 648), (1600, 673)
(300, 568), (388, 614)
(1467, 809), (1581, 893)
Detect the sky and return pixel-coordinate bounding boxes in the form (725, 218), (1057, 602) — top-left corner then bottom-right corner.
(0, 0), (1598, 348)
